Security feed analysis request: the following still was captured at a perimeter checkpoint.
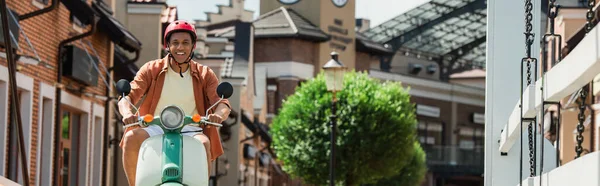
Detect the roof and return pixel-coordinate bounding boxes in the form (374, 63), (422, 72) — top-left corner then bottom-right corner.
(362, 0), (487, 69)
(219, 7), (329, 41)
(356, 32), (394, 54)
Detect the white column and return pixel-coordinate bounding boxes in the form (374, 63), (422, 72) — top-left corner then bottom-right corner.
(485, 0), (543, 185)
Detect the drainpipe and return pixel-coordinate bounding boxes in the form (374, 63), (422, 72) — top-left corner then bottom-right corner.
(0, 0), (29, 185)
(18, 0), (59, 20)
(104, 49), (139, 186)
(590, 82), (595, 152)
(53, 16), (96, 186)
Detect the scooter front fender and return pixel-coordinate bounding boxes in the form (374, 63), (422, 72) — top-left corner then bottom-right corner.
(136, 135), (209, 186)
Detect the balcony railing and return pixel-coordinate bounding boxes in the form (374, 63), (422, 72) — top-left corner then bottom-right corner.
(422, 145), (484, 176)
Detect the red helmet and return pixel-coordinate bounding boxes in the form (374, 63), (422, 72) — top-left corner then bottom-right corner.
(163, 20), (197, 49)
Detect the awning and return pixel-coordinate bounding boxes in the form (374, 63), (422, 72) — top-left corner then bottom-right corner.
(113, 47), (139, 81)
(92, 1), (142, 53)
(0, 9), (20, 50)
(60, 0), (95, 26)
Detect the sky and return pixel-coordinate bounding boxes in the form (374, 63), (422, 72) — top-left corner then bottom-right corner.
(165, 0), (430, 28)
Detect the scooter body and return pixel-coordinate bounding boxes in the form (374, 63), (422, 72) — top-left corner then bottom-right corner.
(135, 134), (209, 185)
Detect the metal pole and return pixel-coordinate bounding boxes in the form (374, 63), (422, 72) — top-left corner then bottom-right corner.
(330, 92), (337, 186)
(0, 1), (30, 185)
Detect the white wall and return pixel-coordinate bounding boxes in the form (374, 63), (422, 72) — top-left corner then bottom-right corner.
(0, 66), (8, 177)
(485, 0), (549, 185)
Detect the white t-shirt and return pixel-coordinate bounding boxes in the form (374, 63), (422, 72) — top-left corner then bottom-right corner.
(153, 65), (198, 116)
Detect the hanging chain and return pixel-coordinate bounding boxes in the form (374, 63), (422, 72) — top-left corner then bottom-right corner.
(525, 0), (533, 85)
(576, 87), (587, 158)
(528, 122), (535, 175)
(575, 0), (595, 159)
(523, 0), (536, 176)
(585, 0), (595, 33)
(549, 0), (557, 30)
(526, 61), (532, 85)
(524, 0), (534, 60)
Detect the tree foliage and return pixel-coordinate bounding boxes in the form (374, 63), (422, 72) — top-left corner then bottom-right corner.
(369, 142), (427, 186)
(270, 71), (421, 185)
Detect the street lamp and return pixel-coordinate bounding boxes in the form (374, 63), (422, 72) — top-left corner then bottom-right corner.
(322, 51), (346, 186)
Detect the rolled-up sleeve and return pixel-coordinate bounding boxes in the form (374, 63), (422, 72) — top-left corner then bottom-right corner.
(204, 67), (231, 111)
(203, 67), (230, 161)
(127, 62), (152, 104)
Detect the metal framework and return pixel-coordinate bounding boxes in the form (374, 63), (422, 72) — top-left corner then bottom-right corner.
(363, 0), (487, 77)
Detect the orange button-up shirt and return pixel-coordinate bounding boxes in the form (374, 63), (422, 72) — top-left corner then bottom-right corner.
(119, 56), (230, 161)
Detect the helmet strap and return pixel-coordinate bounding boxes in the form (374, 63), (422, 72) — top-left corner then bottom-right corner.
(166, 40), (196, 78)
(168, 52), (192, 78)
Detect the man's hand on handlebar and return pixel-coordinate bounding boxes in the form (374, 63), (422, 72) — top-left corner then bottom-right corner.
(122, 114), (138, 125)
(118, 96), (138, 125)
(205, 114), (223, 128)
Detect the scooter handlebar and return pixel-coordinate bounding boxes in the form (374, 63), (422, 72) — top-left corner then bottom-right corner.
(122, 115), (223, 129)
(199, 117), (223, 127)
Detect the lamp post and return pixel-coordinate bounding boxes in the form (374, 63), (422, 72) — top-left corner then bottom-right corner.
(322, 51), (346, 186)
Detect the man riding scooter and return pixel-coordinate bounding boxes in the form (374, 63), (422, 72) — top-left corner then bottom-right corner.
(117, 20), (231, 186)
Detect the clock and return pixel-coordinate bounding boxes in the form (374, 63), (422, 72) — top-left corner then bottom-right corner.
(279, 0), (300, 5)
(332, 0), (348, 7)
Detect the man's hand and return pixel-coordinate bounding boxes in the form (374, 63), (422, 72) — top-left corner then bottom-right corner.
(122, 114), (138, 125)
(118, 96), (137, 125)
(205, 103), (230, 128)
(207, 114), (224, 124)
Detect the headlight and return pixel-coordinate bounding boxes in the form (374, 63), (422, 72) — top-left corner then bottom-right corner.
(160, 106), (184, 129)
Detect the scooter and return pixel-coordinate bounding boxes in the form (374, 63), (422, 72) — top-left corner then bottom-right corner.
(116, 79), (233, 186)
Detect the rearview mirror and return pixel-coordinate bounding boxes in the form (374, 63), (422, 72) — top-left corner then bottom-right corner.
(216, 82), (233, 99)
(116, 79), (131, 96)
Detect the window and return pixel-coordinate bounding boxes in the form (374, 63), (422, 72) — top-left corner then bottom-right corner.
(57, 91), (92, 186)
(417, 120), (443, 146)
(458, 127), (484, 166)
(70, 0), (88, 32)
(32, 0), (48, 8)
(58, 109), (82, 186)
(70, 13), (85, 32)
(35, 0), (48, 5)
(7, 89), (32, 184)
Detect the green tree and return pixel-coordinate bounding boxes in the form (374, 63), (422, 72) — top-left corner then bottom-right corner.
(370, 142), (427, 186)
(271, 71), (420, 185)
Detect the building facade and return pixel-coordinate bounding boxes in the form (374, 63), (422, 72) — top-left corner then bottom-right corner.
(0, 0), (141, 185)
(195, 0), (487, 186)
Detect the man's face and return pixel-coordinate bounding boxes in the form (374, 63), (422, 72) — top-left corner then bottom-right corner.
(168, 32), (193, 62)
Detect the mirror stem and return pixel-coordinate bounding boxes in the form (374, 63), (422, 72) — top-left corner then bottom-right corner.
(205, 96), (224, 117)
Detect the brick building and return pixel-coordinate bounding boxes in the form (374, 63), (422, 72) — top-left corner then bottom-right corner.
(0, 0), (141, 185)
